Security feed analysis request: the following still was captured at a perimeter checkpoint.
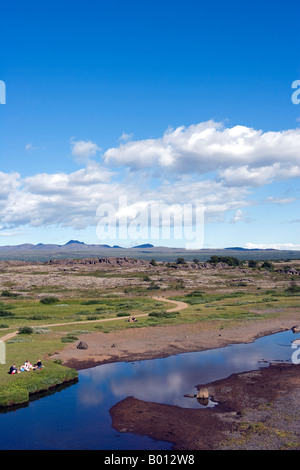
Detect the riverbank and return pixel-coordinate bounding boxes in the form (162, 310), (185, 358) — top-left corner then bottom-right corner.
(0, 362), (78, 408)
(110, 362), (300, 450)
(55, 309), (300, 450)
(53, 309), (300, 370)
(1, 256), (299, 448)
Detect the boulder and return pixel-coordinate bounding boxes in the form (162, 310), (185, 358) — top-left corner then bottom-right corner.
(291, 325), (300, 334)
(77, 341), (88, 350)
(196, 387), (209, 399)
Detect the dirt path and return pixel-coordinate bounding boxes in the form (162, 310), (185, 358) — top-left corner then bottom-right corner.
(151, 296), (189, 312)
(0, 296), (189, 343)
(0, 332), (19, 342)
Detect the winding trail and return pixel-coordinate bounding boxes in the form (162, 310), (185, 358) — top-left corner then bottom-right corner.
(0, 296), (189, 343)
(151, 296), (189, 312)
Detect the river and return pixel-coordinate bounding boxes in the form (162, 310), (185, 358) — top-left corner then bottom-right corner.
(0, 329), (297, 450)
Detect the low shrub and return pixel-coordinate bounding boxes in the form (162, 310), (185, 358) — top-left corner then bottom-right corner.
(0, 309), (15, 317)
(28, 315), (50, 320)
(1, 290), (20, 298)
(148, 310), (177, 318)
(285, 282), (300, 294)
(32, 327), (51, 334)
(61, 334), (78, 343)
(18, 326), (34, 335)
(40, 297), (59, 305)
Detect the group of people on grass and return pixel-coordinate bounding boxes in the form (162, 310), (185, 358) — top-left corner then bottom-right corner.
(9, 359), (43, 374)
(127, 315), (137, 322)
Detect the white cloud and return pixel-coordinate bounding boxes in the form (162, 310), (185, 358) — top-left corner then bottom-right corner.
(0, 166), (252, 230)
(25, 143), (39, 152)
(103, 121), (300, 180)
(220, 164), (300, 187)
(70, 139), (101, 162)
(0, 171), (21, 200)
(230, 209), (245, 223)
(245, 243), (300, 251)
(118, 132), (134, 142)
(0, 121), (299, 243)
(0, 163), (117, 229)
(24, 162), (112, 196)
(264, 196), (296, 205)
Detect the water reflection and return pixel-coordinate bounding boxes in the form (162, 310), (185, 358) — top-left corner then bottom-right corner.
(79, 329), (294, 410)
(0, 329), (295, 450)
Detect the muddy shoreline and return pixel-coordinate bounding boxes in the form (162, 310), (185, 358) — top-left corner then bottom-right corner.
(110, 362), (300, 450)
(54, 312), (300, 371)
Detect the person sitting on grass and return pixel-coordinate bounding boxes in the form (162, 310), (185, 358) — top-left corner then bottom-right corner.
(25, 359), (33, 370)
(9, 364), (20, 374)
(127, 316), (137, 322)
(20, 362), (29, 372)
(33, 359), (43, 370)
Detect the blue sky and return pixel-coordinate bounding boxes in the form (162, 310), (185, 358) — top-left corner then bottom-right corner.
(0, 0), (300, 249)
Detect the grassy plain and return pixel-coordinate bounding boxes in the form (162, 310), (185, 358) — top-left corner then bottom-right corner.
(0, 255), (299, 407)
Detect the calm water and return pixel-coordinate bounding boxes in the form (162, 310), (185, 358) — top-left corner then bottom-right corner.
(0, 329), (297, 450)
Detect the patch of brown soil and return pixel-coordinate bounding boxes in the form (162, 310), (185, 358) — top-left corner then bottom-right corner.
(53, 311), (300, 370)
(110, 363), (300, 450)
(110, 396), (231, 450)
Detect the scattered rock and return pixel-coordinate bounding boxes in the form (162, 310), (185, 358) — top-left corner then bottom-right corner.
(77, 341), (88, 350)
(196, 387), (209, 399)
(292, 325), (300, 333)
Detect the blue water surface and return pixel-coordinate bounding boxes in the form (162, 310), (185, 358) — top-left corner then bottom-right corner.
(0, 329), (297, 450)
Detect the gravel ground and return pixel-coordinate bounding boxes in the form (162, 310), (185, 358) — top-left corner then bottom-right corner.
(218, 386), (300, 450)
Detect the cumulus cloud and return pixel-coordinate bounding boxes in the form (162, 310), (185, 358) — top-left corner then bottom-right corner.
(0, 163), (117, 229)
(219, 163), (300, 187)
(0, 166), (251, 230)
(24, 162), (112, 196)
(70, 139), (101, 162)
(0, 171), (21, 200)
(103, 121), (300, 183)
(0, 121), (299, 238)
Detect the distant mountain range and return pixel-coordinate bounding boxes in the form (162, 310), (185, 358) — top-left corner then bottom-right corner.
(0, 240), (155, 251)
(0, 240), (298, 262)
